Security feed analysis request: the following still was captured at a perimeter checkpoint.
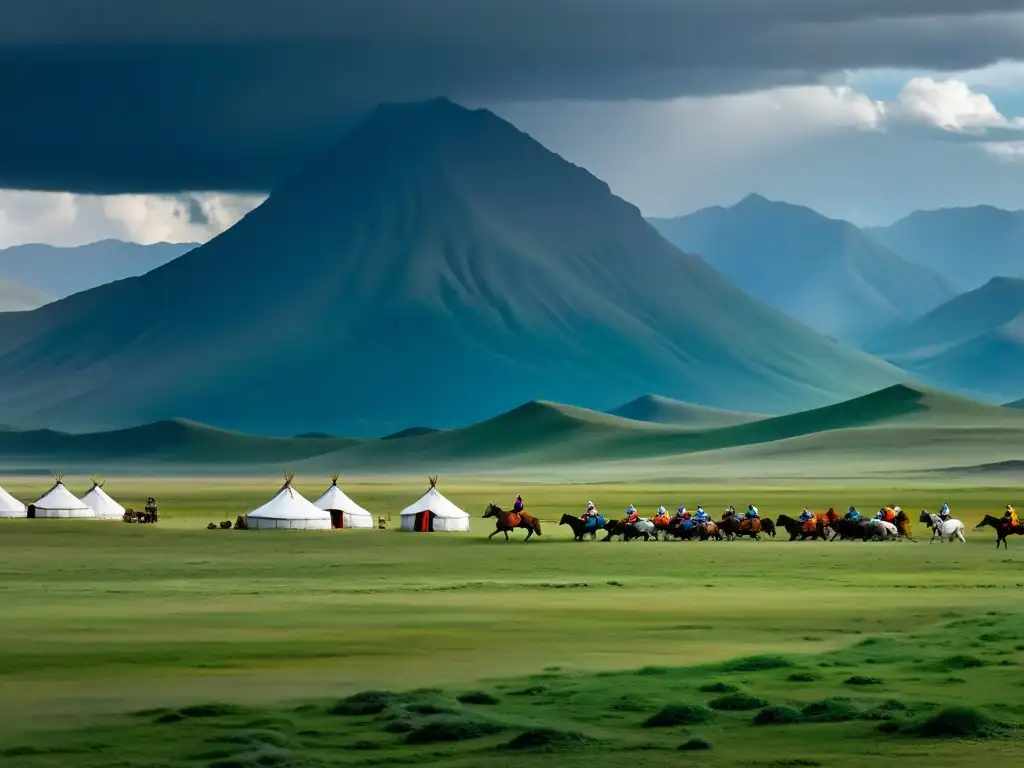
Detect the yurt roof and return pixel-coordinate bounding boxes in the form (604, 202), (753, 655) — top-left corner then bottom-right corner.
(249, 477), (330, 521)
(0, 485), (25, 514)
(82, 480), (125, 516)
(314, 476), (371, 516)
(33, 480), (92, 512)
(399, 479), (468, 520)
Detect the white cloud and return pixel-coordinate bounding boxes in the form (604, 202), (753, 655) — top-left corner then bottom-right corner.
(0, 191), (264, 249)
(891, 76), (1023, 131)
(984, 141), (1024, 161)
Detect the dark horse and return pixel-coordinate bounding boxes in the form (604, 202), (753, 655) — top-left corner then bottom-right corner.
(484, 504), (542, 541)
(718, 512), (766, 540)
(601, 518), (651, 541)
(775, 514), (825, 542)
(975, 515), (1024, 549)
(829, 517), (870, 541)
(559, 513), (604, 541)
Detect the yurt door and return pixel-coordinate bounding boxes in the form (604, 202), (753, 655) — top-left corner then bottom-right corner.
(27, 505), (36, 519)
(415, 510), (435, 532)
(330, 510), (344, 529)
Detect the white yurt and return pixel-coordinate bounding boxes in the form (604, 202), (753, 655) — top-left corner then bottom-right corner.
(81, 476), (125, 520)
(0, 484), (26, 519)
(29, 472), (94, 518)
(314, 474), (374, 529)
(400, 477), (470, 532)
(246, 474), (331, 530)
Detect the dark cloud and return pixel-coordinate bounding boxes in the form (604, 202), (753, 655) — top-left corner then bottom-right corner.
(2, 1), (1022, 193)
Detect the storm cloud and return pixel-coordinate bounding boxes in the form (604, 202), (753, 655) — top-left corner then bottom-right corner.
(3, 1), (1024, 192)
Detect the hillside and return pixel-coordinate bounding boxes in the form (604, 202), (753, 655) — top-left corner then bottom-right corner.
(0, 419), (355, 468)
(1008, 399), (1024, 409)
(649, 194), (953, 345)
(607, 394), (762, 428)
(0, 278), (51, 312)
(0, 385), (1020, 481)
(0, 240), (197, 298)
(0, 100), (901, 437)
(866, 205), (1024, 291)
(866, 277), (1024, 401)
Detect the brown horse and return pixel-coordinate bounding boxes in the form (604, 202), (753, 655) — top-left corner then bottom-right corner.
(893, 510), (913, 540)
(975, 515), (1024, 549)
(484, 504), (542, 541)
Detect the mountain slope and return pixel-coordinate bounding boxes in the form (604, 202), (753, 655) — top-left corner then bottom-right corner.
(0, 278), (51, 312)
(0, 99), (901, 437)
(607, 394), (761, 428)
(649, 194), (954, 345)
(0, 240), (197, 298)
(865, 277), (1024, 401)
(866, 205), (1024, 291)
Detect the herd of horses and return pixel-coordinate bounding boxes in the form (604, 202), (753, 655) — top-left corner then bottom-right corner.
(483, 504), (1021, 546)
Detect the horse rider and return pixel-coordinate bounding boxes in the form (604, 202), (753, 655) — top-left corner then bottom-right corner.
(1005, 505), (1020, 527)
(799, 507), (814, 524)
(693, 506), (710, 524)
(746, 505), (759, 519)
(623, 505), (640, 526)
(653, 506), (671, 526)
(845, 506), (861, 522)
(512, 495), (524, 513)
(145, 496), (158, 514)
(581, 501), (599, 522)
(675, 505), (690, 521)
(939, 503), (951, 521)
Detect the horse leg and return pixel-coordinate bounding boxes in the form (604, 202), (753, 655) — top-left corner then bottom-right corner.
(504, 530), (510, 541)
(524, 528), (533, 542)
(488, 529), (499, 539)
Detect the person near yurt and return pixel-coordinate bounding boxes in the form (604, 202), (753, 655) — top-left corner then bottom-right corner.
(245, 473), (331, 530)
(400, 476), (470, 532)
(314, 473), (374, 529)
(80, 476), (125, 521)
(28, 471), (94, 519)
(0, 483), (26, 519)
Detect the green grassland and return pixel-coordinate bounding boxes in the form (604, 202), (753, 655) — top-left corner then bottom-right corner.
(0, 479), (1022, 766)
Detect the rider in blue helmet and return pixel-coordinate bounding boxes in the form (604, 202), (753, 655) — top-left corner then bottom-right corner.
(799, 507), (814, 523)
(845, 505), (861, 521)
(624, 505), (639, 525)
(694, 506), (709, 523)
(939, 503), (950, 520)
(746, 505), (759, 518)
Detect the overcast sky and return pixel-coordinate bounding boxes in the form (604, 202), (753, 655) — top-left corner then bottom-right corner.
(1, 1), (1022, 246)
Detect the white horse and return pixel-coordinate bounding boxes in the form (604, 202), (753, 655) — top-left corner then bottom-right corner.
(631, 518), (656, 540)
(921, 512), (966, 543)
(866, 519), (899, 540)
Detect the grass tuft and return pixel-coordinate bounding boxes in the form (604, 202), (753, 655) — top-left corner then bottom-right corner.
(678, 738), (713, 751)
(505, 728), (594, 751)
(457, 691), (499, 705)
(698, 681), (740, 694)
(643, 704), (714, 728)
(845, 676), (882, 686)
(720, 655), (793, 673)
(942, 654), (985, 669)
(403, 715), (505, 745)
(787, 671), (822, 682)
(330, 691), (396, 716)
(802, 698), (862, 722)
(903, 706), (1010, 739)
(754, 706), (804, 725)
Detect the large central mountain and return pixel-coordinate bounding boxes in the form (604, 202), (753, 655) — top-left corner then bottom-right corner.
(649, 195), (954, 346)
(0, 99), (900, 437)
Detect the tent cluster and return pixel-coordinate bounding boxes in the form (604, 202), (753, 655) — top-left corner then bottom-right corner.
(245, 474), (469, 532)
(0, 473), (125, 520)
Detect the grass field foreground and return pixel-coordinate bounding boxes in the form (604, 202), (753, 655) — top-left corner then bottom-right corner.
(0, 480), (1022, 766)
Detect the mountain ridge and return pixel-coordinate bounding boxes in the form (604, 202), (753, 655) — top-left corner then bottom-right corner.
(649, 194), (954, 345)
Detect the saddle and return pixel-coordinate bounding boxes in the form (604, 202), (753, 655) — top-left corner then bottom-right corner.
(741, 517), (761, 532)
(802, 518), (817, 534)
(506, 512), (522, 527)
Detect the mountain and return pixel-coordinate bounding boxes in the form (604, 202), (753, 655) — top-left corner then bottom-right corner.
(1008, 399), (1024, 409)
(0, 240), (197, 298)
(607, 394), (761, 428)
(649, 194), (954, 346)
(0, 278), (51, 312)
(0, 99), (901, 437)
(866, 277), (1024, 402)
(866, 205), (1024, 291)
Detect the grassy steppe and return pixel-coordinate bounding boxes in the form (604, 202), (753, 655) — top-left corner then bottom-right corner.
(0, 480), (1022, 766)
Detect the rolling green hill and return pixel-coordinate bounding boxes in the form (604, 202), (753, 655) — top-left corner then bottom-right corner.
(607, 394), (762, 428)
(649, 194), (953, 346)
(3, 384), (1020, 481)
(0, 278), (51, 312)
(0, 100), (901, 437)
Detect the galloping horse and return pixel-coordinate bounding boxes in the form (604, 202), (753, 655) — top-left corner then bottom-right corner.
(559, 513), (604, 541)
(603, 517), (656, 541)
(718, 511), (763, 540)
(483, 503), (542, 542)
(775, 515), (826, 541)
(864, 518), (900, 540)
(919, 510), (966, 543)
(974, 515), (1024, 549)
(893, 510), (913, 540)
